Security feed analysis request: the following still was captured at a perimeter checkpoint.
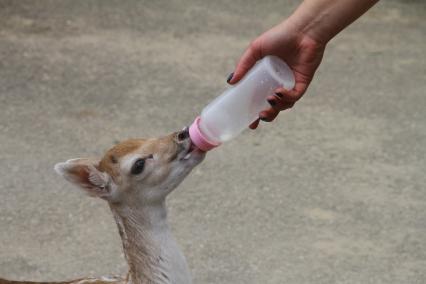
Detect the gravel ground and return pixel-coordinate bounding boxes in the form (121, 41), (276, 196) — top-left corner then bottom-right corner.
(0, 1), (425, 283)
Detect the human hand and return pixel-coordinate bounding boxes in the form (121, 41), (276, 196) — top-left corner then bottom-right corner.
(227, 20), (326, 129)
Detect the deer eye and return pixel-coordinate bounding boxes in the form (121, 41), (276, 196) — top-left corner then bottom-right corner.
(131, 159), (145, 175)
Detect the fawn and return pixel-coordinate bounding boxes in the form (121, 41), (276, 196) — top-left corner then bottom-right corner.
(1, 128), (204, 284)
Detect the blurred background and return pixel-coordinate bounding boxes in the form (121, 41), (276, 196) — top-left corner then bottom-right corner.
(0, 1), (425, 283)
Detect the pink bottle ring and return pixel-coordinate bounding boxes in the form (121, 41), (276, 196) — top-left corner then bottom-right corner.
(189, 117), (221, 152)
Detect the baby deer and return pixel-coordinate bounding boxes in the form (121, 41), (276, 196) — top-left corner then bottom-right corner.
(1, 128), (204, 284)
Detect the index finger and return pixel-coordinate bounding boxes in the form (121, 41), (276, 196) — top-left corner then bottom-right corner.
(229, 41), (262, 84)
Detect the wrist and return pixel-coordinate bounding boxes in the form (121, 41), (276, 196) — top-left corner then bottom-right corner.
(287, 0), (379, 46)
(286, 6), (332, 46)
(282, 17), (328, 52)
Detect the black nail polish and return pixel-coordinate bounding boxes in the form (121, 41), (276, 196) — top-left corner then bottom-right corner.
(226, 72), (234, 83)
(267, 99), (276, 106)
(275, 92), (283, 98)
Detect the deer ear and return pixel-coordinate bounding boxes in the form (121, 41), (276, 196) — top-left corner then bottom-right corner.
(54, 158), (115, 199)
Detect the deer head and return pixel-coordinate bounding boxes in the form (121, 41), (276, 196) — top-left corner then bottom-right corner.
(54, 128), (204, 205)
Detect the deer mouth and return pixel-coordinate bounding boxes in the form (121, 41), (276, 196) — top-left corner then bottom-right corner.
(180, 140), (197, 160)
(176, 127), (204, 161)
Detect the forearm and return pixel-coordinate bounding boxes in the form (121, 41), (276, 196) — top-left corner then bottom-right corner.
(287, 0), (379, 44)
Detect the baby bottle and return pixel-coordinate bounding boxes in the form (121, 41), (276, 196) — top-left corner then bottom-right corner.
(189, 55), (295, 151)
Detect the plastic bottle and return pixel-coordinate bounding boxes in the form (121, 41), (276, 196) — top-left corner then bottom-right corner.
(189, 55), (295, 151)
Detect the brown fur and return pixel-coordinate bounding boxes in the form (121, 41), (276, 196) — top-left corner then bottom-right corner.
(98, 139), (145, 178)
(98, 135), (178, 183)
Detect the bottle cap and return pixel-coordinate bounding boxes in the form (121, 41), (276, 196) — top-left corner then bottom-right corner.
(189, 117), (221, 152)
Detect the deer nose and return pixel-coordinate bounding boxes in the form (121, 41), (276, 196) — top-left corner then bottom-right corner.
(176, 128), (189, 142)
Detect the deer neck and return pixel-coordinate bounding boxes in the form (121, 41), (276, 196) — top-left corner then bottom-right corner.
(109, 199), (191, 284)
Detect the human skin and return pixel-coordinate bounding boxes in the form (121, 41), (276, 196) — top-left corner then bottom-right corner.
(227, 0), (380, 129)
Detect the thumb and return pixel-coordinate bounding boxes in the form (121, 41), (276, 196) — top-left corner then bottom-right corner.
(228, 41), (262, 84)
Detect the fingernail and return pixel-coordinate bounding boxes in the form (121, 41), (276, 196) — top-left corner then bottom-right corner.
(226, 72), (234, 83)
(267, 99), (276, 106)
(275, 92), (283, 98)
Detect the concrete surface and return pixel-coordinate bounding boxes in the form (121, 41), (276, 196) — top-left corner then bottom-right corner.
(0, 1), (425, 283)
